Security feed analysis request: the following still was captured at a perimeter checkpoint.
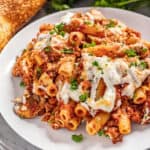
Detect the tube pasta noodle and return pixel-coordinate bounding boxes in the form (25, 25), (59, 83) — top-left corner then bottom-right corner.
(66, 117), (81, 131)
(58, 56), (75, 78)
(12, 10), (150, 144)
(59, 108), (72, 123)
(33, 81), (46, 96)
(46, 84), (57, 97)
(133, 86), (149, 104)
(32, 52), (45, 65)
(74, 104), (88, 118)
(118, 113), (131, 135)
(54, 117), (65, 128)
(83, 44), (120, 57)
(69, 31), (84, 46)
(39, 73), (52, 86)
(58, 61), (74, 78)
(86, 112), (110, 135)
(80, 24), (104, 37)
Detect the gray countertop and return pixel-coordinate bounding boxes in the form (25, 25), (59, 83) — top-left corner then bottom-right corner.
(0, 1), (150, 150)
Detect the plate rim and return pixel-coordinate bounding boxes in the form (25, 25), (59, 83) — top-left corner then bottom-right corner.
(0, 7), (150, 150)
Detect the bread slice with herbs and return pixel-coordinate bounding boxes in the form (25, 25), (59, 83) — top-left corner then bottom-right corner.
(0, 0), (46, 51)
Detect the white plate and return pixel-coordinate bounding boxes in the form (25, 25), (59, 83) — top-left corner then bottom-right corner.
(0, 7), (150, 150)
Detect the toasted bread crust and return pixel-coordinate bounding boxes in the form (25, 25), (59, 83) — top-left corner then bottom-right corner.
(0, 0), (46, 51)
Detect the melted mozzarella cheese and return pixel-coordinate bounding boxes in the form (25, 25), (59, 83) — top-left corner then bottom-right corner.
(21, 105), (27, 111)
(58, 53), (150, 113)
(122, 67), (150, 97)
(83, 54), (150, 112)
(50, 36), (67, 48)
(109, 20), (126, 34)
(141, 107), (150, 124)
(38, 33), (51, 41)
(22, 60), (28, 73)
(86, 12), (95, 21)
(34, 33), (51, 50)
(34, 39), (49, 50)
(58, 82), (83, 104)
(60, 12), (74, 24)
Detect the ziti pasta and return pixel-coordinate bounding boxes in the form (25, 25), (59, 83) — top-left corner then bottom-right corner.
(12, 10), (150, 144)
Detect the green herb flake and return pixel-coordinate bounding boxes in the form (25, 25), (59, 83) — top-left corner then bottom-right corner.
(106, 20), (116, 28)
(98, 130), (105, 136)
(44, 47), (51, 52)
(139, 61), (148, 70)
(72, 134), (83, 143)
(142, 48), (148, 52)
(50, 23), (66, 37)
(125, 49), (137, 57)
(92, 61), (99, 67)
(129, 62), (137, 67)
(61, 48), (73, 54)
(83, 41), (96, 48)
(92, 61), (103, 73)
(98, 130), (109, 138)
(88, 53), (93, 56)
(22, 49), (27, 53)
(55, 23), (65, 32)
(20, 81), (25, 87)
(105, 134), (110, 138)
(118, 25), (122, 28)
(36, 67), (42, 78)
(59, 31), (65, 37)
(70, 79), (78, 90)
(144, 115), (148, 120)
(49, 30), (55, 35)
(84, 20), (92, 25)
(133, 93), (137, 99)
(79, 93), (88, 102)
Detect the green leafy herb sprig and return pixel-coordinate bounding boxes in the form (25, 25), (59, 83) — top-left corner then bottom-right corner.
(94, 0), (150, 10)
(48, 0), (150, 11)
(49, 0), (77, 11)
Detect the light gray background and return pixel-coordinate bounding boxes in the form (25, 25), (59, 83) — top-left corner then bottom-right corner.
(0, 1), (150, 150)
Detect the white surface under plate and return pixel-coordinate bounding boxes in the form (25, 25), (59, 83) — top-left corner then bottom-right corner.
(0, 7), (150, 150)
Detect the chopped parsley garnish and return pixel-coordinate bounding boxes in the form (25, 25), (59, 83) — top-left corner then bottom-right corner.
(72, 134), (83, 143)
(50, 23), (66, 37)
(59, 31), (65, 37)
(44, 47), (51, 52)
(79, 93), (88, 102)
(88, 53), (93, 56)
(20, 81), (25, 87)
(22, 49), (27, 53)
(106, 20), (116, 28)
(139, 61), (148, 70)
(49, 30), (55, 35)
(98, 130), (105, 136)
(55, 23), (65, 32)
(125, 49), (137, 57)
(83, 41), (96, 48)
(61, 48), (73, 54)
(98, 130), (109, 138)
(84, 20), (92, 25)
(92, 61), (99, 67)
(130, 61), (148, 70)
(129, 62), (138, 67)
(36, 67), (42, 78)
(144, 114), (148, 120)
(118, 25), (122, 28)
(142, 48), (148, 52)
(92, 61), (104, 73)
(70, 79), (78, 90)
